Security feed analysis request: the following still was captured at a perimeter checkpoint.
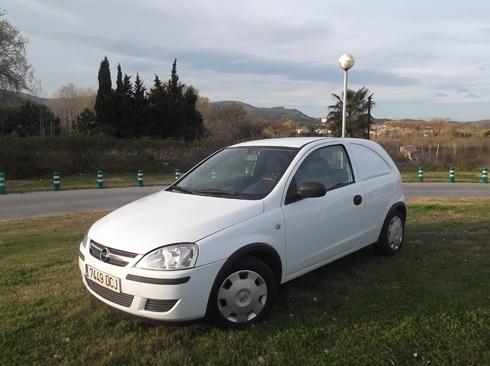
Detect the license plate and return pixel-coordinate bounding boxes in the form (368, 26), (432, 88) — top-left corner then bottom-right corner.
(86, 264), (121, 293)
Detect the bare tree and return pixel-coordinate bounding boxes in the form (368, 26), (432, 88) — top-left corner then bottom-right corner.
(0, 11), (35, 92)
(49, 83), (96, 133)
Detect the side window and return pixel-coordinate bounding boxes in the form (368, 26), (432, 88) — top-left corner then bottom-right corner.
(292, 145), (354, 193)
(350, 144), (391, 180)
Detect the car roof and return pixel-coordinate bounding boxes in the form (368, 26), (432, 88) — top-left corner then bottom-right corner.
(230, 137), (331, 149)
(229, 137), (370, 149)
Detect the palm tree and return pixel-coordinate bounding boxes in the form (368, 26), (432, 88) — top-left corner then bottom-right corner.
(327, 87), (374, 138)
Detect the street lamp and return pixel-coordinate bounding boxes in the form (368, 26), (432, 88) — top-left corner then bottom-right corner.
(338, 53), (355, 138)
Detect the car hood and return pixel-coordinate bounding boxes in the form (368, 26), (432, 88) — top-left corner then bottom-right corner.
(88, 190), (264, 254)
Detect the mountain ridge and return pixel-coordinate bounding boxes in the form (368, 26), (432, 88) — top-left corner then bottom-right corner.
(1, 91), (489, 127)
(212, 100), (319, 126)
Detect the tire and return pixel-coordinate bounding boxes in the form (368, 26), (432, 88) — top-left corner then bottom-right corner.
(375, 209), (405, 255)
(206, 256), (277, 327)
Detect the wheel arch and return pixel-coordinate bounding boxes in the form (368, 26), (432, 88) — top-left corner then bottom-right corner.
(390, 201), (407, 222)
(219, 243), (283, 285)
(377, 201), (407, 243)
(205, 242), (283, 321)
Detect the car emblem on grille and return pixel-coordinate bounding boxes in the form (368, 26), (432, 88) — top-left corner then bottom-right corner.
(100, 248), (110, 262)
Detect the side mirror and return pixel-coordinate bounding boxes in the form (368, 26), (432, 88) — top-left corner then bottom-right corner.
(297, 181), (326, 198)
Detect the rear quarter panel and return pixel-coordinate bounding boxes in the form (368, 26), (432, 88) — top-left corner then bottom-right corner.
(346, 140), (405, 245)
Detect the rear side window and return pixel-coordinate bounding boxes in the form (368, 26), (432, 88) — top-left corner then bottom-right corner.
(350, 144), (391, 180)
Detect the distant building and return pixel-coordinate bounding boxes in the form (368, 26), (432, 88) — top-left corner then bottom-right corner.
(296, 127), (309, 135)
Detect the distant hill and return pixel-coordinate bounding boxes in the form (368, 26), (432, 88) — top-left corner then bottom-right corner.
(212, 101), (318, 126)
(0, 90), (48, 107)
(465, 119), (490, 127)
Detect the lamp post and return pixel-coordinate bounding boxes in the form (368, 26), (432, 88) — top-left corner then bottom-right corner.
(338, 54), (355, 138)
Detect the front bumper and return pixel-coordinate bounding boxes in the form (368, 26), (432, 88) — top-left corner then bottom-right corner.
(78, 244), (225, 321)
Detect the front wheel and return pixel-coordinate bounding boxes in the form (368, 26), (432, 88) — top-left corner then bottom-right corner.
(207, 256), (277, 327)
(375, 210), (405, 255)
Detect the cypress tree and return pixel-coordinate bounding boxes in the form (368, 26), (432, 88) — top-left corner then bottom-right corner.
(94, 57), (115, 135)
(166, 59), (184, 138)
(116, 64), (124, 96)
(113, 64), (124, 136)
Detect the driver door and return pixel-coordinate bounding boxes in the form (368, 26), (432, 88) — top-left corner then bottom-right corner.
(282, 144), (366, 278)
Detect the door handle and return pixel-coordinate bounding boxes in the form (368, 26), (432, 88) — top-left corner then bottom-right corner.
(353, 195), (362, 206)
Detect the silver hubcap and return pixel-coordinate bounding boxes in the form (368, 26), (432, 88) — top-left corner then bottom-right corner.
(217, 270), (267, 323)
(388, 216), (403, 250)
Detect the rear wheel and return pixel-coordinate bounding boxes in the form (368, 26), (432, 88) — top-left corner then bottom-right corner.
(207, 256), (277, 327)
(376, 210), (405, 255)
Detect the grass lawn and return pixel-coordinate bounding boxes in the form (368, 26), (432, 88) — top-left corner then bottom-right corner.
(4, 172), (175, 193)
(0, 199), (489, 365)
(400, 169), (484, 183)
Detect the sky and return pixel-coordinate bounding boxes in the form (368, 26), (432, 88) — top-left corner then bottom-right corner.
(4, 0), (490, 121)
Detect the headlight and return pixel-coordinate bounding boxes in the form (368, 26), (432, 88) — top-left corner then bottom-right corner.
(136, 244), (198, 271)
(81, 233), (89, 248)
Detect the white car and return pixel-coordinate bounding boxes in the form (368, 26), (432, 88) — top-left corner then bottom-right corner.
(79, 137), (406, 326)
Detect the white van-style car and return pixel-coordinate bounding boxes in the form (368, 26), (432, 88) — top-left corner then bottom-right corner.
(79, 137), (406, 327)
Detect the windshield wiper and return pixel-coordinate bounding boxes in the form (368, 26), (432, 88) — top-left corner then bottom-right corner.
(169, 186), (195, 194)
(194, 188), (242, 197)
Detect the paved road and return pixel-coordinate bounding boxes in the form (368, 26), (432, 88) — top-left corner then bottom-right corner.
(403, 182), (490, 198)
(0, 183), (489, 220)
(0, 186), (164, 220)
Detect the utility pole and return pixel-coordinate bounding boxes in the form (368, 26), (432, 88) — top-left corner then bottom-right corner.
(367, 93), (374, 140)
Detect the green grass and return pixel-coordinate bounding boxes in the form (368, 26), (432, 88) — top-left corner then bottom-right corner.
(400, 169), (485, 183)
(1, 199), (489, 365)
(4, 172), (175, 193)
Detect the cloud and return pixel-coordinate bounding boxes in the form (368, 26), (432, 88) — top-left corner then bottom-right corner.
(26, 26), (419, 87)
(4, 0), (490, 120)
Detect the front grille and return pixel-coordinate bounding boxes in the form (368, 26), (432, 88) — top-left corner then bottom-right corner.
(86, 279), (134, 307)
(145, 299), (178, 312)
(89, 240), (138, 267)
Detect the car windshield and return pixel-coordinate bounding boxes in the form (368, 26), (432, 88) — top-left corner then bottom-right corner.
(168, 146), (298, 200)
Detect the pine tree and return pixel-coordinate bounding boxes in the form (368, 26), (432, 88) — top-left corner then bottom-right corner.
(119, 74), (134, 137)
(146, 75), (170, 137)
(168, 59), (183, 100)
(133, 73), (145, 101)
(94, 57), (116, 135)
(132, 73), (147, 137)
(73, 108), (96, 135)
(123, 74), (132, 98)
(182, 86), (204, 140)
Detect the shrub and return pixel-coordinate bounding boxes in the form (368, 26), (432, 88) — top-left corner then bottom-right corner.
(0, 135), (224, 179)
